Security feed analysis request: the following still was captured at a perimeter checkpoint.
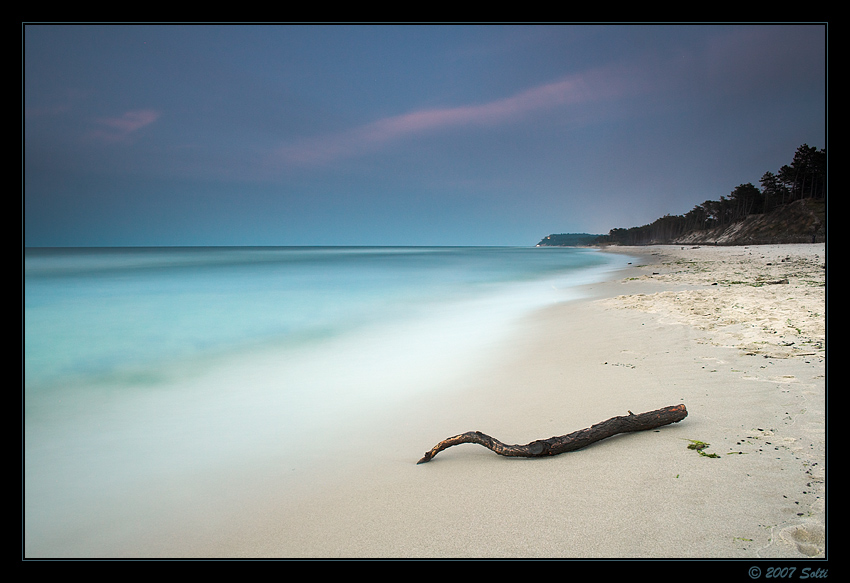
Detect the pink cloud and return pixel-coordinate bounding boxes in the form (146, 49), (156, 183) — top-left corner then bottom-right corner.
(88, 109), (160, 143)
(274, 66), (635, 167)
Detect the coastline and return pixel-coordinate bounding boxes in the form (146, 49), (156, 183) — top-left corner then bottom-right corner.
(46, 244), (825, 559)
(229, 243), (825, 558)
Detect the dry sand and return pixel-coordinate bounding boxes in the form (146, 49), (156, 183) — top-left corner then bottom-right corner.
(117, 244), (828, 559)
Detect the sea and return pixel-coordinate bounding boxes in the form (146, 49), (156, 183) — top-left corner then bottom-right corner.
(23, 245), (635, 556)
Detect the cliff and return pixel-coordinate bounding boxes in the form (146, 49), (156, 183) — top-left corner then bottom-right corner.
(671, 198), (825, 246)
(538, 198), (825, 247)
(540, 144), (827, 247)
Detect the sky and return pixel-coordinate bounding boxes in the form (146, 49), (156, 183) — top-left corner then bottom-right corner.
(23, 24), (826, 247)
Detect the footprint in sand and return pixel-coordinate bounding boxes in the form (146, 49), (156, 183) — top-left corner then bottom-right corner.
(780, 523), (825, 557)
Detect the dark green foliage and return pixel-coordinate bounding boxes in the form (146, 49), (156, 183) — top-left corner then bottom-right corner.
(595, 145), (826, 246)
(536, 233), (603, 246)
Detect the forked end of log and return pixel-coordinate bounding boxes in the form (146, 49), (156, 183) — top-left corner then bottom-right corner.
(417, 404), (688, 464)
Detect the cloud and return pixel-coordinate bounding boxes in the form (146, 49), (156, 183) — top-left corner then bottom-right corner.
(87, 109), (161, 143)
(273, 65), (636, 167)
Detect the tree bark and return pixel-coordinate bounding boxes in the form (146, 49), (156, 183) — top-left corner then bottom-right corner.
(417, 404), (688, 464)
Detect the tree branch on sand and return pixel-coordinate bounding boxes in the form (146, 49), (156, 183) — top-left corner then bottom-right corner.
(416, 404), (688, 464)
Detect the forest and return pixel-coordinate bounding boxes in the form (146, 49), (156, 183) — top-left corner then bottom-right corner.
(594, 144), (826, 246)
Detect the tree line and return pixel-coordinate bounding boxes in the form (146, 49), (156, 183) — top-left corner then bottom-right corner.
(597, 144), (825, 246)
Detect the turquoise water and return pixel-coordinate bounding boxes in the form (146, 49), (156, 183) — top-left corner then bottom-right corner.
(24, 246), (633, 556)
(25, 246), (625, 390)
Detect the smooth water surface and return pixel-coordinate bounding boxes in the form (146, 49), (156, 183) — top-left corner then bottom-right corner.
(24, 246), (633, 556)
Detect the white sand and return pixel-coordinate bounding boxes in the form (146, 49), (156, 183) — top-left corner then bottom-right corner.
(67, 244), (826, 559)
(197, 243), (823, 559)
(601, 244), (825, 360)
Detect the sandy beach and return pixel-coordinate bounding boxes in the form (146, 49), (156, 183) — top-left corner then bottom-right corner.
(25, 24), (828, 566)
(167, 243), (819, 560)
(54, 244), (824, 560)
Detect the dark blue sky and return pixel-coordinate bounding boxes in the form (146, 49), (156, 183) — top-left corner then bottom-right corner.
(24, 24), (826, 247)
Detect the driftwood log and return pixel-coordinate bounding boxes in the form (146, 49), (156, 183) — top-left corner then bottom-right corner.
(417, 404), (688, 464)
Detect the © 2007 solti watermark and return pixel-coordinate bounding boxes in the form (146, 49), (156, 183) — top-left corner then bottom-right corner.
(748, 566), (828, 579)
